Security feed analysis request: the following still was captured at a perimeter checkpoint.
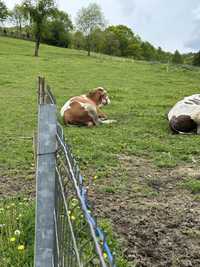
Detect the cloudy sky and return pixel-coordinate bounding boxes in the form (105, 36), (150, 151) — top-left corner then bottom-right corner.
(6, 0), (200, 53)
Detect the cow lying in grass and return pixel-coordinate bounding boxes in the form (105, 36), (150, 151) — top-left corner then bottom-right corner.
(60, 87), (116, 127)
(168, 94), (200, 134)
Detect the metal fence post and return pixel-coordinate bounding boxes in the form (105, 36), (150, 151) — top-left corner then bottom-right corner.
(34, 103), (57, 267)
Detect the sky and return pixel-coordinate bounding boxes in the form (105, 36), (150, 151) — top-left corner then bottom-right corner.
(5, 0), (200, 53)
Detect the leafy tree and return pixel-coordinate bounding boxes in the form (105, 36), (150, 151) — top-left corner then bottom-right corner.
(0, 0), (8, 25)
(102, 30), (121, 56)
(106, 25), (135, 56)
(43, 9), (73, 47)
(90, 28), (105, 53)
(156, 47), (163, 61)
(10, 4), (27, 36)
(192, 51), (200, 66)
(72, 31), (86, 50)
(126, 41), (142, 59)
(172, 50), (183, 64)
(22, 0), (56, 56)
(141, 41), (156, 61)
(76, 3), (105, 56)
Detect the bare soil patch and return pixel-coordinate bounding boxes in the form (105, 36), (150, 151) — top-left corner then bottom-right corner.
(88, 155), (200, 267)
(0, 169), (35, 197)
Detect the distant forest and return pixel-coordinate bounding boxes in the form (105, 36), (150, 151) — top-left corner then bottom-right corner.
(0, 0), (200, 65)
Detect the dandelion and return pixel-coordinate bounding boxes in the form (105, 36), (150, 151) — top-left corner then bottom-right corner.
(14, 230), (21, 236)
(71, 215), (76, 221)
(103, 253), (107, 259)
(94, 175), (98, 180)
(17, 245), (25, 251)
(10, 237), (16, 242)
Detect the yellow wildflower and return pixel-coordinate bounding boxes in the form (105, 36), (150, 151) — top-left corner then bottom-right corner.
(10, 237), (16, 242)
(103, 253), (107, 259)
(71, 215), (76, 221)
(18, 245), (25, 251)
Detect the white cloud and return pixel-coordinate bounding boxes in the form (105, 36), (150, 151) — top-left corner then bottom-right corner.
(185, 4), (200, 51)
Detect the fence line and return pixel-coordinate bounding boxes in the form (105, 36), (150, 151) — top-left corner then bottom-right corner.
(34, 77), (116, 267)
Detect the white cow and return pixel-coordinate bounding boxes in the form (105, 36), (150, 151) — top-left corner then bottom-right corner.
(168, 94), (200, 134)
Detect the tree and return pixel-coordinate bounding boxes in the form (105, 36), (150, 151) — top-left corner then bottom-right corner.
(106, 25), (131, 56)
(192, 51), (200, 66)
(76, 3), (105, 56)
(141, 41), (157, 61)
(72, 31), (86, 50)
(126, 42), (142, 59)
(102, 30), (121, 56)
(90, 28), (104, 53)
(10, 4), (27, 36)
(0, 0), (8, 25)
(22, 0), (56, 56)
(43, 9), (73, 47)
(172, 50), (183, 64)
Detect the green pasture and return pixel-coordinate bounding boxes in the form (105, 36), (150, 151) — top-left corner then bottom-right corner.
(0, 36), (200, 266)
(0, 36), (200, 173)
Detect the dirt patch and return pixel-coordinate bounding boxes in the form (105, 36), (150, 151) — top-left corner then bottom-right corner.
(0, 169), (35, 197)
(88, 155), (200, 267)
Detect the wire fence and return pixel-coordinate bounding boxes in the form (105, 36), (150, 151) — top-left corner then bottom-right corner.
(35, 77), (116, 267)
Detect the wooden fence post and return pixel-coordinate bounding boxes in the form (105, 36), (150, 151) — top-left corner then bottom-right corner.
(34, 103), (57, 267)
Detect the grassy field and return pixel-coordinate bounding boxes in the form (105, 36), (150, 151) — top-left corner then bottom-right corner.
(0, 36), (200, 266)
(1, 37), (200, 173)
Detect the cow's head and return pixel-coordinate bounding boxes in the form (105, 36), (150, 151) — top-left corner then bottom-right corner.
(87, 87), (110, 107)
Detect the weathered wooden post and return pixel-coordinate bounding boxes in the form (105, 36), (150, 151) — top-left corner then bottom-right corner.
(34, 78), (57, 267)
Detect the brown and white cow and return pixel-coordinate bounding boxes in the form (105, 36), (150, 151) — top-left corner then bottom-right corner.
(168, 94), (200, 134)
(60, 87), (115, 126)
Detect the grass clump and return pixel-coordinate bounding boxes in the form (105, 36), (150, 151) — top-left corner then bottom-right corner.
(0, 198), (35, 267)
(182, 179), (200, 194)
(99, 219), (135, 267)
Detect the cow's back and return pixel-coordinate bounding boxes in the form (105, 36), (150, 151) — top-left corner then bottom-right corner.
(168, 94), (200, 121)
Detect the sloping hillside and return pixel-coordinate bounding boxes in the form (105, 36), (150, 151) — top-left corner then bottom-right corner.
(0, 37), (200, 266)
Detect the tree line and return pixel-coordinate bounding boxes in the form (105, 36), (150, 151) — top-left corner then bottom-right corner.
(0, 0), (200, 66)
